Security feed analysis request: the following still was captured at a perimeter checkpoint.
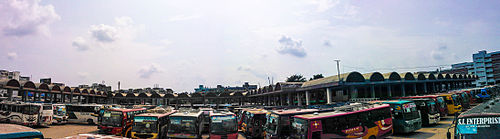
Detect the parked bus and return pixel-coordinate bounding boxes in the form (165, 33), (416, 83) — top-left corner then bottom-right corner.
(241, 109), (268, 138)
(456, 91), (471, 109)
(99, 108), (146, 137)
(0, 123), (44, 139)
(167, 109), (204, 139)
(373, 100), (422, 133)
(66, 104), (102, 124)
(131, 108), (176, 139)
(0, 102), (43, 127)
(265, 109), (320, 139)
(448, 98), (500, 139)
(476, 88), (491, 102)
(200, 107), (213, 133)
(290, 103), (393, 139)
(396, 95), (448, 118)
(409, 99), (440, 126)
(438, 94), (462, 115)
(209, 111), (238, 139)
(40, 104), (53, 126)
(51, 104), (68, 124)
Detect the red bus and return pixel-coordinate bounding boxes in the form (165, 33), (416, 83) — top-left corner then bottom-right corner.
(265, 109), (320, 139)
(291, 103), (393, 139)
(209, 111), (238, 139)
(395, 95), (448, 118)
(98, 108), (146, 137)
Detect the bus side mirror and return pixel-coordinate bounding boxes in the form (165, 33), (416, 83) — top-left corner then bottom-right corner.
(446, 131), (451, 139)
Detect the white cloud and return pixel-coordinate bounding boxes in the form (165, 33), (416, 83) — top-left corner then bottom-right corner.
(0, 0), (60, 37)
(77, 72), (89, 78)
(312, 0), (340, 12)
(7, 52), (17, 60)
(72, 37), (89, 51)
(431, 44), (448, 60)
(323, 40), (332, 47)
(168, 14), (201, 22)
(237, 65), (268, 79)
(139, 63), (163, 79)
(276, 35), (307, 58)
(73, 16), (142, 51)
(90, 24), (118, 43)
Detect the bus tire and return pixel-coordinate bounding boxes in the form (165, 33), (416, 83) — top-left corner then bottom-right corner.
(369, 135), (376, 139)
(87, 119), (94, 125)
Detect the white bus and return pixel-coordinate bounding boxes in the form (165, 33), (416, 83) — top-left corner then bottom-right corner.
(40, 104), (53, 126)
(66, 104), (102, 124)
(52, 104), (68, 124)
(0, 102), (43, 127)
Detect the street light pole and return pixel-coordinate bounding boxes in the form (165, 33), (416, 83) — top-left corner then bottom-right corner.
(334, 59), (341, 82)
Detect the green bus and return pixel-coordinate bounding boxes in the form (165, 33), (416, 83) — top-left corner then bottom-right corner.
(448, 97), (500, 139)
(372, 100), (422, 133)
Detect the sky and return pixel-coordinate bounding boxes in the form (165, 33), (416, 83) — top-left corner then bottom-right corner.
(1, 0), (499, 92)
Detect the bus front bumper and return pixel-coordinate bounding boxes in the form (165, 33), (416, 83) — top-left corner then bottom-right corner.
(209, 133), (238, 139)
(98, 126), (122, 135)
(131, 132), (157, 139)
(167, 133), (199, 139)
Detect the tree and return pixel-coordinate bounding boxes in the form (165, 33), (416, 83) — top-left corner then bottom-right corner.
(286, 74), (307, 82)
(309, 74), (324, 81)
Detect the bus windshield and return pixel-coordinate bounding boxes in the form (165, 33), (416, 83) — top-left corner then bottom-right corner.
(291, 118), (308, 139)
(436, 97), (446, 109)
(401, 103), (419, 120)
(265, 114), (280, 135)
(168, 116), (197, 134)
(102, 111), (122, 127)
(133, 116), (158, 133)
(54, 105), (66, 116)
(427, 101), (438, 114)
(210, 115), (237, 134)
(23, 105), (40, 115)
(456, 116), (500, 138)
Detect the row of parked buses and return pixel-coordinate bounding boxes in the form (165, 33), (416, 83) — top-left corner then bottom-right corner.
(0, 102), (115, 127)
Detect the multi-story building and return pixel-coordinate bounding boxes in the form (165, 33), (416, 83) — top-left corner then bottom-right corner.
(194, 82), (258, 93)
(450, 62), (474, 75)
(0, 70), (20, 80)
(470, 50), (500, 86)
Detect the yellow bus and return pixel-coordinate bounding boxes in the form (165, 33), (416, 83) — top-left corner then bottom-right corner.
(131, 109), (176, 139)
(438, 94), (462, 115)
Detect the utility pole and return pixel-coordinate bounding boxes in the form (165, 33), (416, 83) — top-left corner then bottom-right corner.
(334, 59), (341, 82)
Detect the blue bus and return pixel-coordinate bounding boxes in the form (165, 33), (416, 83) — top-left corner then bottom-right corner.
(0, 124), (44, 139)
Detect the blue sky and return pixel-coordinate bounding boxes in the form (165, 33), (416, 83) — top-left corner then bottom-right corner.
(1, 0), (499, 92)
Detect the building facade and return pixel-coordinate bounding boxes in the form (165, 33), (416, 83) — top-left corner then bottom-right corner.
(471, 50), (500, 86)
(451, 62), (474, 75)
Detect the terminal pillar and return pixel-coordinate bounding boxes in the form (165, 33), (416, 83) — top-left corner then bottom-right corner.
(326, 88), (332, 104)
(401, 84), (406, 97)
(305, 91), (310, 106)
(287, 92), (292, 106)
(387, 85), (392, 98)
(297, 93), (302, 106)
(423, 83), (428, 94)
(370, 85), (375, 98)
(413, 84), (417, 95)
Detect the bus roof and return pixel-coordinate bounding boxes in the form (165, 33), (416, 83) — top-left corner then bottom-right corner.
(135, 110), (176, 117)
(209, 111), (235, 117)
(459, 98), (500, 118)
(108, 108), (146, 112)
(294, 103), (390, 120)
(245, 109), (268, 115)
(270, 109), (318, 115)
(170, 110), (203, 117)
(372, 100), (413, 105)
(0, 124), (42, 138)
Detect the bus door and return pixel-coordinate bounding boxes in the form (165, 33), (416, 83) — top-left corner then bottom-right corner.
(40, 104), (53, 126)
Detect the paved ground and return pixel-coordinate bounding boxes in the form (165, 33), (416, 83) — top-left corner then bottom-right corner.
(35, 124), (98, 139)
(388, 116), (455, 139)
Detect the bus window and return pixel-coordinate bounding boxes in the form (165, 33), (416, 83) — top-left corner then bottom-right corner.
(133, 117), (158, 133)
(23, 105), (40, 115)
(291, 118), (308, 139)
(43, 105), (52, 110)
